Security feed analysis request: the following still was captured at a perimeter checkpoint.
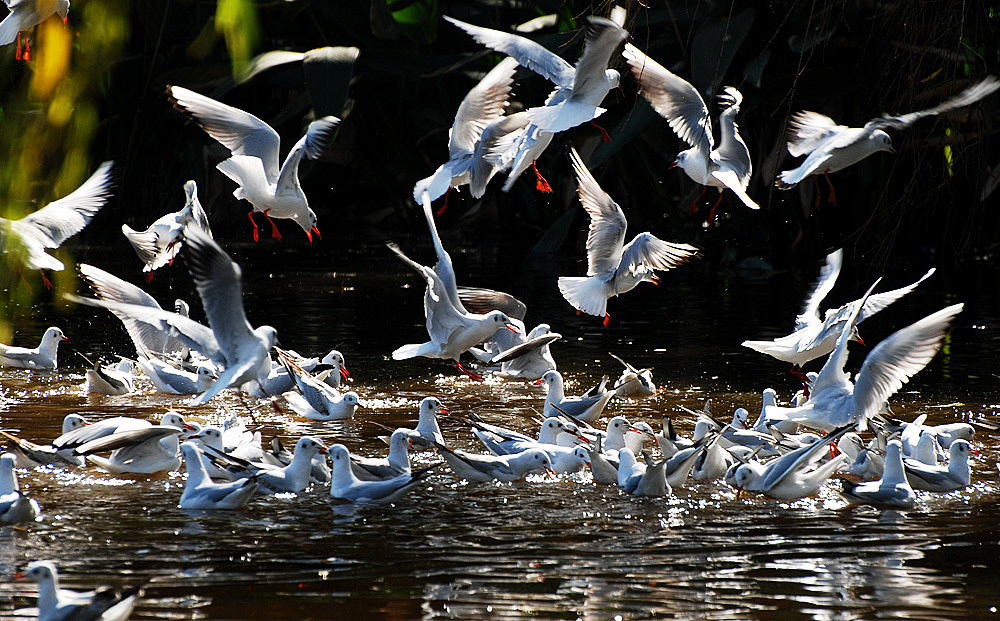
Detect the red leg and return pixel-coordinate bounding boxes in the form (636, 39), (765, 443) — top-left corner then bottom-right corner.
(146, 272), (155, 284)
(248, 211), (260, 242)
(602, 312), (611, 328)
(39, 270), (52, 289)
(23, 35), (29, 62)
(262, 209), (282, 240)
(689, 185), (707, 214)
(435, 187), (451, 217)
(706, 193), (724, 224)
(455, 361), (484, 382)
(15, 32), (22, 61)
(790, 365), (811, 398)
(590, 120), (611, 142)
(824, 172), (837, 205)
(532, 161), (553, 193)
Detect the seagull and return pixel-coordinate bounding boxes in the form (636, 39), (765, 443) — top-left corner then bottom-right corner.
(167, 85), (339, 242)
(434, 442), (554, 483)
(413, 56), (519, 204)
(350, 428), (420, 480)
(70, 227), (278, 405)
(1, 452), (40, 524)
(0, 161), (113, 287)
(608, 352), (656, 398)
(539, 370), (616, 423)
(841, 439), (916, 509)
(1, 414), (88, 467)
(0, 0), (69, 61)
(622, 44), (757, 214)
(0, 326), (66, 370)
(277, 350), (360, 420)
(742, 249), (936, 370)
(243, 348), (348, 397)
(135, 357), (217, 395)
(122, 179), (213, 274)
(732, 424), (853, 500)
(388, 192), (517, 380)
(776, 76), (1000, 192)
(203, 436), (328, 493)
(616, 448), (670, 497)
(446, 7), (627, 192)
(765, 281), (963, 432)
(558, 147), (700, 325)
(405, 396), (448, 448)
(74, 413), (194, 474)
(903, 439), (972, 493)
(178, 442), (258, 510)
(329, 444), (438, 503)
(460, 288), (559, 380)
(16, 560), (142, 621)
(84, 359), (135, 396)
(76, 263), (192, 360)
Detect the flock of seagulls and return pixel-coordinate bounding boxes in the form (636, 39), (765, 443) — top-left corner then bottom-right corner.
(1, 3), (997, 618)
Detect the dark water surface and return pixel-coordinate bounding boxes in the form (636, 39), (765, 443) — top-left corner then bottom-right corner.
(1, 240), (999, 620)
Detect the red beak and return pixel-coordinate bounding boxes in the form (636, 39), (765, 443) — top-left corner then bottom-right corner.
(856, 337), (866, 347)
(505, 323), (519, 333)
(534, 379), (544, 385)
(340, 366), (351, 380)
(62, 336), (69, 341)
(438, 405), (449, 414)
(312, 226), (321, 240)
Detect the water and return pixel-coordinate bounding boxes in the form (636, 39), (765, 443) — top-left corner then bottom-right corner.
(1, 240), (999, 619)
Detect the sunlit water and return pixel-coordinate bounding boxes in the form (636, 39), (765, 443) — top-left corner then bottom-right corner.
(1, 241), (999, 619)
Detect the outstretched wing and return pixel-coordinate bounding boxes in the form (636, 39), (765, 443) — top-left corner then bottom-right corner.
(450, 57), (519, 156)
(13, 161), (114, 250)
(871, 76), (1000, 130)
(568, 147), (627, 276)
(794, 249), (843, 330)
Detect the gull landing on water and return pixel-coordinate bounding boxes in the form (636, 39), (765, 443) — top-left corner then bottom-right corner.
(623, 44), (757, 218)
(167, 85), (338, 243)
(557, 147), (700, 325)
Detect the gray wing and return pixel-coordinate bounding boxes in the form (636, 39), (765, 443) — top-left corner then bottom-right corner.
(568, 147), (627, 276)
(168, 85), (282, 181)
(275, 116), (340, 196)
(450, 57), (519, 156)
(818, 266), (936, 333)
(470, 111), (532, 197)
(456, 287), (527, 320)
(713, 87), (752, 184)
(808, 280), (881, 397)
(386, 243), (468, 345)
(12, 161), (114, 250)
(785, 111), (845, 157)
(182, 227), (257, 366)
(420, 191), (465, 312)
(871, 76), (1000, 130)
(852, 304), (962, 428)
(183, 180), (213, 237)
(570, 15), (627, 100)
(444, 16), (575, 87)
(762, 424), (852, 490)
(74, 426), (180, 456)
(618, 233), (700, 278)
(622, 43), (713, 152)
(794, 249), (843, 330)
(490, 332), (561, 364)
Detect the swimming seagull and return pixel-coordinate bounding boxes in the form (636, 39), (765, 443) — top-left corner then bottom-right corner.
(622, 44), (757, 214)
(388, 192), (517, 380)
(434, 442), (555, 483)
(74, 412), (194, 474)
(0, 413), (88, 467)
(0, 160), (114, 287)
(1, 452), (41, 524)
(135, 357), (217, 395)
(558, 147), (700, 325)
(179, 442), (259, 510)
(413, 56), (520, 204)
(0, 326), (66, 370)
(167, 85), (338, 242)
(0, 0), (69, 61)
(329, 444), (438, 502)
(446, 7), (627, 192)
(277, 349), (360, 421)
(539, 369), (615, 422)
(903, 438), (972, 493)
(84, 358), (135, 395)
(122, 179), (213, 274)
(742, 249), (935, 370)
(776, 76), (1000, 193)
(764, 280), (963, 432)
(841, 439), (915, 509)
(616, 447), (670, 496)
(608, 352), (656, 398)
(15, 560), (143, 621)
(203, 436), (328, 494)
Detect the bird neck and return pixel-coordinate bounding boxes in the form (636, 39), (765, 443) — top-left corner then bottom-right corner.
(0, 461), (17, 494)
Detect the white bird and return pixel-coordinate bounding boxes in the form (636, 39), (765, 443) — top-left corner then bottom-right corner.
(329, 444), (437, 503)
(16, 560), (142, 621)
(178, 442), (258, 510)
(277, 350), (359, 420)
(168, 85), (338, 242)
(0, 326), (66, 370)
(623, 44), (757, 213)
(75, 413), (193, 475)
(0, 413), (88, 467)
(84, 359), (135, 396)
(732, 424), (853, 500)
(469, 416), (584, 456)
(435, 443), (554, 483)
(483, 320), (561, 380)
(1, 452), (40, 524)
(764, 284), (963, 433)
(204, 436), (328, 494)
(609, 352), (656, 398)
(135, 356), (217, 395)
(122, 179), (213, 274)
(903, 439), (972, 493)
(0, 0), (69, 60)
(350, 428), (420, 480)
(446, 7), (627, 192)
(405, 396), (448, 448)
(558, 147), (700, 324)
(776, 76), (1000, 190)
(742, 249), (936, 369)
(616, 448), (670, 497)
(71, 227), (278, 404)
(388, 192), (516, 380)
(413, 56), (519, 203)
(841, 439), (916, 509)
(540, 369), (615, 422)
(0, 161), (113, 286)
